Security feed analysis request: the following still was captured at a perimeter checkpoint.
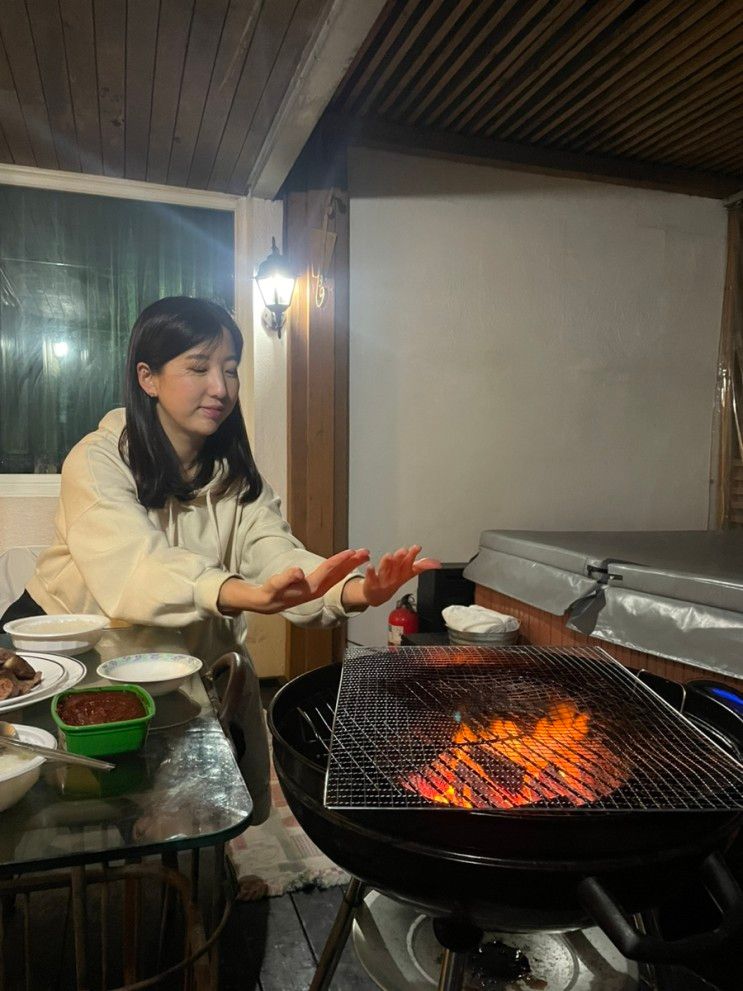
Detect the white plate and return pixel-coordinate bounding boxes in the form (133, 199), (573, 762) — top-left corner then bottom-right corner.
(11, 641), (93, 658)
(0, 653), (86, 715)
(0, 654), (67, 710)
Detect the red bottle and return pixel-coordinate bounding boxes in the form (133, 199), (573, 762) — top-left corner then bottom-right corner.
(388, 594), (419, 646)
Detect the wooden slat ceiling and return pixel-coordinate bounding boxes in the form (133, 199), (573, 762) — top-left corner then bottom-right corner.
(330, 0), (743, 190)
(0, 0), (331, 194)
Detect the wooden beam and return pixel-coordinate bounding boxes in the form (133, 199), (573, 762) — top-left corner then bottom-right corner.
(284, 137), (350, 677)
(332, 113), (741, 199)
(248, 0), (387, 200)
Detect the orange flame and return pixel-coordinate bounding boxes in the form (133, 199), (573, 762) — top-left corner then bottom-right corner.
(401, 700), (626, 810)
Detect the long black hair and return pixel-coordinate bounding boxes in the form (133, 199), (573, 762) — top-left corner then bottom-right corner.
(120, 296), (263, 509)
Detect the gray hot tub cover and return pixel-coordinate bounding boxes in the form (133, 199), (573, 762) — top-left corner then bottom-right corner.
(463, 530), (743, 679)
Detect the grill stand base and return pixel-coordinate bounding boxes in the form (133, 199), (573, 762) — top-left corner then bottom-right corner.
(309, 879), (483, 991)
(433, 919), (482, 991)
(309, 877), (367, 991)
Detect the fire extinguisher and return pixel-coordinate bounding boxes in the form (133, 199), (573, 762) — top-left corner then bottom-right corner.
(388, 593), (419, 646)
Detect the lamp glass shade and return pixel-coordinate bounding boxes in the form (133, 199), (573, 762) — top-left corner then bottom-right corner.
(256, 272), (295, 310)
(255, 238), (296, 318)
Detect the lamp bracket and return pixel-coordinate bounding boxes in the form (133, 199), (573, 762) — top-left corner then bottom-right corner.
(261, 309), (286, 339)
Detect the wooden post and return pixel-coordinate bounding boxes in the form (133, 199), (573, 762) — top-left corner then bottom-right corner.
(284, 127), (350, 678)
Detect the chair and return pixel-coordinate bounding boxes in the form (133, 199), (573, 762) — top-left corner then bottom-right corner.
(0, 546), (45, 616)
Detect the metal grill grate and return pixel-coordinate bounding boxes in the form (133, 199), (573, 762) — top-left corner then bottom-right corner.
(324, 645), (743, 812)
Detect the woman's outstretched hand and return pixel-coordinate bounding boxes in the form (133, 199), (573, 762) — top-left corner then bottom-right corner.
(341, 545), (441, 611)
(218, 548), (371, 615)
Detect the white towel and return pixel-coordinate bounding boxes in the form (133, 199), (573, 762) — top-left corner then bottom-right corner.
(442, 604), (519, 634)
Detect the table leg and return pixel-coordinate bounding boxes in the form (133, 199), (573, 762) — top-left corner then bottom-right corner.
(21, 893), (30, 991)
(0, 889), (6, 991)
(210, 844), (225, 991)
(100, 871), (109, 990)
(70, 867), (89, 991)
(191, 849), (200, 905)
(122, 875), (140, 985)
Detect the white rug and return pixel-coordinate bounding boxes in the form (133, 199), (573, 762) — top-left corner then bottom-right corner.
(227, 721), (349, 901)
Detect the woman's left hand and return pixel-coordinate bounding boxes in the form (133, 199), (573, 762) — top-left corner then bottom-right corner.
(342, 545), (441, 610)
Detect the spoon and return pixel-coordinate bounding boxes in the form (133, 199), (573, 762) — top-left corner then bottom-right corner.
(0, 721), (114, 772)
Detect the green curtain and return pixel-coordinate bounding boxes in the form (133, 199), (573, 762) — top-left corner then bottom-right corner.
(0, 185), (234, 473)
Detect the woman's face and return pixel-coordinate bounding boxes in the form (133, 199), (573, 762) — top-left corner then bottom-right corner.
(137, 328), (240, 461)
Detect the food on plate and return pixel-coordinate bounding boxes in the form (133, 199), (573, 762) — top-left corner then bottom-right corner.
(0, 648), (43, 700)
(56, 690), (146, 727)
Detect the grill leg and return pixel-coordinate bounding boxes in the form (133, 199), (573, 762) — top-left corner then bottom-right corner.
(309, 877), (365, 991)
(437, 949), (468, 991)
(433, 918), (482, 991)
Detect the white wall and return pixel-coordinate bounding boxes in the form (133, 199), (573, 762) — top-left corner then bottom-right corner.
(347, 148), (728, 646)
(244, 198), (288, 676)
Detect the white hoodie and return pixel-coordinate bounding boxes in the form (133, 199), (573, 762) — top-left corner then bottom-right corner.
(28, 409), (360, 662)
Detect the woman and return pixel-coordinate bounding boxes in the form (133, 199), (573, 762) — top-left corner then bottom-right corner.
(1, 297), (438, 820)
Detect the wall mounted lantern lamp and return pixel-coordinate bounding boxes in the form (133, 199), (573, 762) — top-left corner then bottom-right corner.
(255, 237), (296, 338)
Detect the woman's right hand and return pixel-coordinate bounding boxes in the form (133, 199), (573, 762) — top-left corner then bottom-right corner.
(217, 548), (370, 615)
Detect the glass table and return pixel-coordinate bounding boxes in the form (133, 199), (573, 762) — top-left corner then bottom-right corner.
(0, 626), (253, 989)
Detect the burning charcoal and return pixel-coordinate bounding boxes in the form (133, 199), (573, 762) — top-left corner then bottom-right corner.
(400, 697), (631, 810)
(0, 673), (20, 701)
(1, 651), (36, 680)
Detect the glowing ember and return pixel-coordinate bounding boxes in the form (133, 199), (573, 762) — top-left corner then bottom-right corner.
(401, 700), (628, 810)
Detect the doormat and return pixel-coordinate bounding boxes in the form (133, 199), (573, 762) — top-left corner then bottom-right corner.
(226, 720), (349, 901)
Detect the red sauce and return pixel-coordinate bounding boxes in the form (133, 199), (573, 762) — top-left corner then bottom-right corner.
(57, 691), (145, 726)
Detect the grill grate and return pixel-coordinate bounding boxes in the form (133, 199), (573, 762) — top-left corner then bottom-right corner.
(324, 645), (743, 812)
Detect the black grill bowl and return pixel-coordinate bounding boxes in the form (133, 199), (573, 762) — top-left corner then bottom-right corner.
(268, 664), (743, 939)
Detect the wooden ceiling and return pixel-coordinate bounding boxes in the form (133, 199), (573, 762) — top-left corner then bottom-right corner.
(0, 0), (334, 194)
(1, 0), (740, 199)
(330, 0), (743, 197)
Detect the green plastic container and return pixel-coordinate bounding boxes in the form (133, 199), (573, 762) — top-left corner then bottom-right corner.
(51, 684), (155, 757)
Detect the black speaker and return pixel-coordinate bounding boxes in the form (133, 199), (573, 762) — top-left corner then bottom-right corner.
(416, 562), (474, 633)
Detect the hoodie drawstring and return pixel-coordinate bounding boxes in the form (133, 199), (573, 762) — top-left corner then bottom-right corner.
(206, 489), (223, 566)
(166, 500), (177, 546)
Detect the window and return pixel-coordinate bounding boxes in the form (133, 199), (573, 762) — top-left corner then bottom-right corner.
(0, 184), (234, 474)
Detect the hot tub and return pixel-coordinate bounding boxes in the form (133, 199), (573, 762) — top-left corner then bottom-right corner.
(464, 530), (743, 686)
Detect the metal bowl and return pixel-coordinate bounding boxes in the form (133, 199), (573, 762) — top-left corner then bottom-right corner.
(446, 626), (519, 646)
